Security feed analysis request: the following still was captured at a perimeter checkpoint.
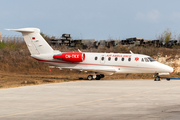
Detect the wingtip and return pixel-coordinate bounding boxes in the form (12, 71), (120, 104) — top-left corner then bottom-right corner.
(5, 29), (20, 31)
(5, 29), (11, 31)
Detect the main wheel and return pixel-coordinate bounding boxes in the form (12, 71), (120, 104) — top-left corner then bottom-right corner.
(95, 75), (101, 80)
(100, 74), (105, 78)
(87, 75), (93, 80)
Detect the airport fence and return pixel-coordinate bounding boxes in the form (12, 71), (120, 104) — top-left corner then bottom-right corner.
(2, 36), (24, 44)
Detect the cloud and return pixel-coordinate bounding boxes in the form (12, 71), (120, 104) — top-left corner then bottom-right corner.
(135, 12), (144, 20)
(135, 9), (161, 23)
(170, 12), (180, 20)
(147, 9), (160, 22)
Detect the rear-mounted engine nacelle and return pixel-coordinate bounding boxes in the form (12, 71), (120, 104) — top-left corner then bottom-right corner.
(53, 52), (85, 62)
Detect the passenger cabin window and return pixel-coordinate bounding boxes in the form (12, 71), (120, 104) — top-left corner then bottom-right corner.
(108, 57), (111, 61)
(128, 58), (131, 61)
(122, 57), (124, 61)
(95, 57), (98, 60)
(115, 57), (118, 61)
(101, 57), (104, 61)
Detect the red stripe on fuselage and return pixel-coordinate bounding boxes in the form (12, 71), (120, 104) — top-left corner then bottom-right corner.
(32, 57), (156, 70)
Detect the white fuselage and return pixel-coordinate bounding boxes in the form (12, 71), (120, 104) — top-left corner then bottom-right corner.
(32, 52), (173, 75)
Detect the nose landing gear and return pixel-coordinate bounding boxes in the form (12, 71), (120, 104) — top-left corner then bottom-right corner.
(154, 76), (160, 81)
(154, 73), (161, 81)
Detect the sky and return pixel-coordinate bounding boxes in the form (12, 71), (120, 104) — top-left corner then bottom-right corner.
(1, 0), (180, 40)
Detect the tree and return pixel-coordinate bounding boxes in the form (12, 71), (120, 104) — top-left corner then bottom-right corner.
(40, 32), (51, 41)
(163, 29), (172, 44)
(157, 29), (172, 44)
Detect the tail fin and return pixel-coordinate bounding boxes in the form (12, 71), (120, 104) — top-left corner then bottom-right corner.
(7, 28), (54, 55)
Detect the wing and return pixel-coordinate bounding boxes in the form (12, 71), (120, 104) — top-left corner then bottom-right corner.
(49, 66), (116, 75)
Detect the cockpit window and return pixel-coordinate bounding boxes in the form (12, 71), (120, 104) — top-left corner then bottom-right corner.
(141, 58), (144, 62)
(143, 57), (156, 62)
(148, 57), (156, 62)
(144, 58), (149, 62)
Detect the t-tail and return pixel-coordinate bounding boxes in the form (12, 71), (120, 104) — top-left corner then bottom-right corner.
(7, 28), (54, 55)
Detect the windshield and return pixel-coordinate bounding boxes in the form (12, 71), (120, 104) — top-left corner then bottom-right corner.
(148, 57), (156, 62)
(142, 57), (156, 62)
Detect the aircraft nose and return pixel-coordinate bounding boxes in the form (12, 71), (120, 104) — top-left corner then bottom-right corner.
(156, 63), (174, 73)
(168, 66), (174, 73)
(164, 65), (174, 73)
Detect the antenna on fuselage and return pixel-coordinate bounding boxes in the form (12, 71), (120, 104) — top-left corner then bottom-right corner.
(78, 49), (82, 52)
(130, 51), (134, 54)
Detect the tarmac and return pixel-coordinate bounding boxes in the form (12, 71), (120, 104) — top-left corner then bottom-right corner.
(1, 80), (180, 120)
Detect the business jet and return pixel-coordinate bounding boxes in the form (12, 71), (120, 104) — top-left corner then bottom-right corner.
(7, 28), (173, 81)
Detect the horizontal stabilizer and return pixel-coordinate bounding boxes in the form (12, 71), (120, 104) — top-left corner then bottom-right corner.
(6, 28), (37, 33)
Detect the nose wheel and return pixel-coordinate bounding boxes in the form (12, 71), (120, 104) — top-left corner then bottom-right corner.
(154, 77), (160, 81)
(154, 73), (160, 81)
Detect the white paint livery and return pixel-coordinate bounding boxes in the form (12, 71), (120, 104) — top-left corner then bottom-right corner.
(7, 28), (173, 80)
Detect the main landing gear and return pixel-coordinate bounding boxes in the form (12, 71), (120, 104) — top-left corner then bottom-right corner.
(87, 75), (93, 80)
(87, 74), (105, 80)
